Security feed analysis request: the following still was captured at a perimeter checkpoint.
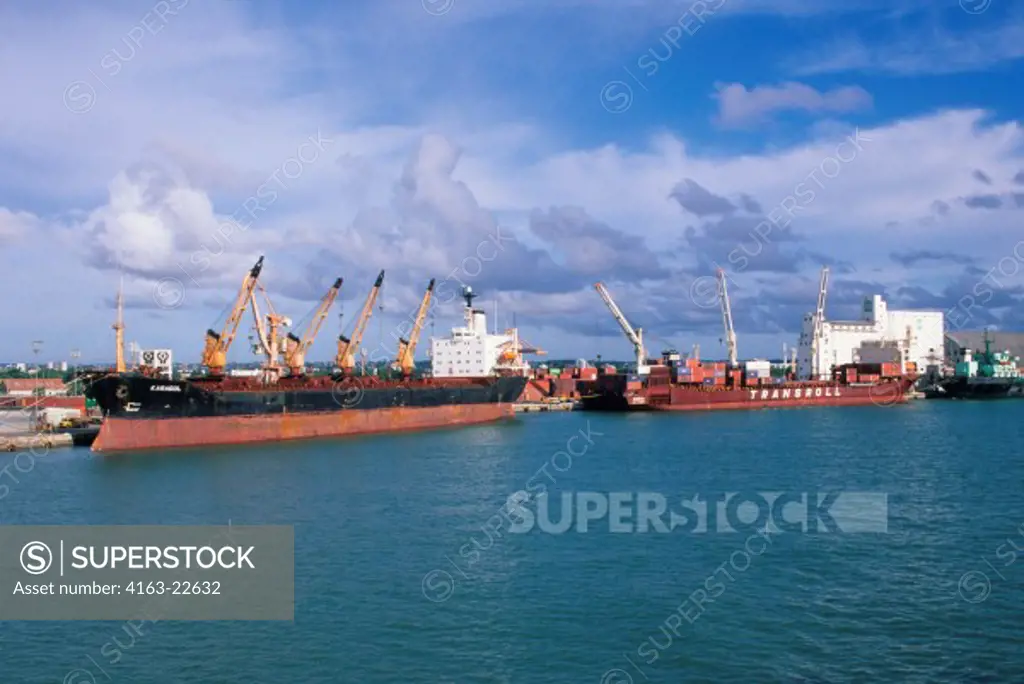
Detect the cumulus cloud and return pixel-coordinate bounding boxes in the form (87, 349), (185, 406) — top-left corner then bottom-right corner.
(3, 2), (1024, 360)
(712, 81), (873, 128)
(0, 208), (40, 242)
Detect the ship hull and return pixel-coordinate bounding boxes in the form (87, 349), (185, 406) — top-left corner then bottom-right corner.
(87, 374), (525, 453)
(927, 376), (1024, 400)
(581, 377), (915, 412)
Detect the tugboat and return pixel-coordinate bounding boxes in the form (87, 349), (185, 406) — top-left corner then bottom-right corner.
(926, 330), (1024, 400)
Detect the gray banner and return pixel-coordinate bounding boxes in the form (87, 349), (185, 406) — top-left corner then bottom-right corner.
(0, 525), (293, 620)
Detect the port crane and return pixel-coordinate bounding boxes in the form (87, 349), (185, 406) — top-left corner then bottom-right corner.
(336, 270), (384, 374)
(716, 268), (738, 368)
(202, 256), (264, 375)
(392, 278), (435, 377)
(594, 282), (649, 375)
(283, 278), (343, 376)
(809, 265), (830, 380)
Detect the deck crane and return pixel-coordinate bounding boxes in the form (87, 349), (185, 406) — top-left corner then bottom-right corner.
(594, 282), (649, 375)
(248, 283), (291, 382)
(717, 268), (738, 368)
(809, 265), (830, 380)
(202, 256), (264, 375)
(336, 270), (384, 374)
(283, 278), (343, 376)
(392, 279), (435, 377)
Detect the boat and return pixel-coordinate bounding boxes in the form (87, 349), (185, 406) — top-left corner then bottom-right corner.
(85, 257), (526, 453)
(579, 354), (916, 412)
(925, 330), (1024, 400)
(86, 373), (525, 452)
(585, 274), (916, 413)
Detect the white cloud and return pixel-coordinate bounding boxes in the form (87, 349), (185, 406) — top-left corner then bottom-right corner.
(1, 1), (1023, 360)
(0, 208), (40, 242)
(712, 82), (873, 128)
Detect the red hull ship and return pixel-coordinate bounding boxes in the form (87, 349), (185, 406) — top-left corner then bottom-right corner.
(86, 257), (527, 453)
(87, 374), (526, 453)
(580, 358), (916, 412)
(587, 275), (917, 413)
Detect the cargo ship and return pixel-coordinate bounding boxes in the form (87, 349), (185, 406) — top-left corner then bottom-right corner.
(86, 258), (526, 452)
(86, 373), (525, 452)
(586, 276), (916, 413)
(580, 353), (916, 412)
(925, 331), (1024, 400)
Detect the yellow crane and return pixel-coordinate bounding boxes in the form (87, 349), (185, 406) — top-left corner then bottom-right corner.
(284, 277), (343, 376)
(393, 279), (435, 376)
(336, 270), (384, 374)
(202, 256), (264, 375)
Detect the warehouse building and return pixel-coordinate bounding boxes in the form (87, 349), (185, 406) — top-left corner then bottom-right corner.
(797, 295), (945, 379)
(0, 378), (68, 397)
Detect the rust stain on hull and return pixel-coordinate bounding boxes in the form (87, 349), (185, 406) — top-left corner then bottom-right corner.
(93, 403), (514, 453)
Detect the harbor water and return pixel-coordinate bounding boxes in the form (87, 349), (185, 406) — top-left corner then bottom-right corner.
(3, 400), (1023, 682)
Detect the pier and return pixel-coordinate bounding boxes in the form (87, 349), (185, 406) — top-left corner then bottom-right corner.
(513, 400), (579, 413)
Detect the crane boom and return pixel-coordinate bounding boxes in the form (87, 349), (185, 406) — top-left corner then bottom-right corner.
(202, 256), (264, 375)
(393, 278), (435, 376)
(593, 282), (649, 375)
(717, 268), (738, 367)
(284, 277), (342, 375)
(336, 270), (384, 374)
(809, 265), (830, 379)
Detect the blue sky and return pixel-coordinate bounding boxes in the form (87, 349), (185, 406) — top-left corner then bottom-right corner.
(1, 0), (1023, 365)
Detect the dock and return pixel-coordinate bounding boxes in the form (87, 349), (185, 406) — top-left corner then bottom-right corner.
(0, 432), (75, 451)
(513, 400), (579, 412)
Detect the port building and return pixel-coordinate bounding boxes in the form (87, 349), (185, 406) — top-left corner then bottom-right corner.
(0, 378), (68, 397)
(797, 294), (944, 379)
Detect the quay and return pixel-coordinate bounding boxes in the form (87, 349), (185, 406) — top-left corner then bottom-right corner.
(513, 400), (579, 413)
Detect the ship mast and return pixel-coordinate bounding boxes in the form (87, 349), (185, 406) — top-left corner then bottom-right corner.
(113, 275), (126, 373)
(284, 278), (343, 376)
(717, 268), (738, 367)
(594, 282), (648, 375)
(393, 279), (435, 377)
(809, 265), (829, 380)
(336, 270), (384, 375)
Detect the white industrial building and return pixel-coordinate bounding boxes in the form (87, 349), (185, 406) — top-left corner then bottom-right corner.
(429, 287), (531, 378)
(797, 293), (944, 380)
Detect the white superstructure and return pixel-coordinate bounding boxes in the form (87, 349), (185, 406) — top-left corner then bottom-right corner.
(429, 287), (525, 378)
(797, 293), (944, 380)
